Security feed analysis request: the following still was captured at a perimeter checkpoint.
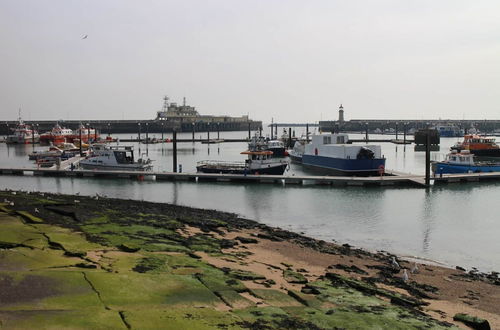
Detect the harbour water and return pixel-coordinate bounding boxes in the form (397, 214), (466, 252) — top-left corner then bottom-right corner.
(1, 130), (499, 272)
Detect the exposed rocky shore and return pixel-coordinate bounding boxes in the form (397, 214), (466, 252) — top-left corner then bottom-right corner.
(0, 190), (497, 329)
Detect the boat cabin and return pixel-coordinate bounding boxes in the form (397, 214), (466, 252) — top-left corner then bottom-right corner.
(445, 150), (474, 165)
(460, 135), (498, 148)
(91, 145), (136, 164)
(304, 133), (382, 160)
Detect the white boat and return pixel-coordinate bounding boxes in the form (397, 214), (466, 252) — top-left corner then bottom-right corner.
(302, 133), (385, 176)
(6, 118), (39, 144)
(197, 150), (289, 175)
(80, 145), (153, 171)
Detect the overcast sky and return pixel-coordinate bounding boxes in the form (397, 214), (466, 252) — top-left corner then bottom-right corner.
(1, 0), (499, 122)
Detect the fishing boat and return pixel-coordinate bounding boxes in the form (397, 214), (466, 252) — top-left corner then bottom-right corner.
(301, 133), (385, 176)
(248, 134), (287, 157)
(196, 150), (289, 175)
(80, 145), (153, 171)
(6, 118), (39, 144)
(39, 124), (73, 145)
(433, 150), (500, 174)
(267, 140), (287, 157)
(69, 124), (99, 143)
(450, 134), (500, 157)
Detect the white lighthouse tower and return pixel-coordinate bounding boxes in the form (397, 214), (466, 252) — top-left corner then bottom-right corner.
(338, 104), (344, 123)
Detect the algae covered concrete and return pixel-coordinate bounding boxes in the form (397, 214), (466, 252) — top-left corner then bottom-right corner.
(0, 191), (476, 329)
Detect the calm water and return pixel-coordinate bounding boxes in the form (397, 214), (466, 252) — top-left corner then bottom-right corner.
(1, 130), (499, 272)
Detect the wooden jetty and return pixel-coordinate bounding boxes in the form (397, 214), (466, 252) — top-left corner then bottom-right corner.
(1, 166), (498, 188)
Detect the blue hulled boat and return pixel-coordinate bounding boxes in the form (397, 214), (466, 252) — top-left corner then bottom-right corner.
(301, 133), (386, 176)
(433, 150), (500, 174)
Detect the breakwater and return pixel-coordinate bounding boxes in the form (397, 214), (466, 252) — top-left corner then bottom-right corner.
(0, 119), (262, 135)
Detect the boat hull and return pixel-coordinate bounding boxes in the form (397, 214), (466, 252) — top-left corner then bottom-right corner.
(80, 164), (152, 171)
(197, 163), (288, 175)
(451, 147), (500, 157)
(302, 154), (385, 176)
(434, 162), (500, 174)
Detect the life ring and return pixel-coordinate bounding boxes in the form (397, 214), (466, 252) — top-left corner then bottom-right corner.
(378, 164), (385, 175)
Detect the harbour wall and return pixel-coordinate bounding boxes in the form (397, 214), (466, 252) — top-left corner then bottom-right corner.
(0, 119), (262, 135)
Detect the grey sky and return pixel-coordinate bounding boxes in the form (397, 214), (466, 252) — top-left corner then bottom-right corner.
(1, 0), (499, 122)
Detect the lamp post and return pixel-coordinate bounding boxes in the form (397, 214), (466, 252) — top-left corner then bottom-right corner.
(145, 122), (149, 143)
(138, 123), (141, 142)
(107, 123), (110, 136)
(87, 123), (90, 143)
(192, 122), (195, 142)
(365, 123), (369, 142)
(217, 122), (220, 140)
(161, 122), (164, 141)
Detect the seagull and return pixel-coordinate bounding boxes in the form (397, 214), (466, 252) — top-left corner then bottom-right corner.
(11, 191), (16, 195)
(34, 208), (39, 213)
(402, 269), (409, 282)
(9, 202), (14, 206)
(82, 35), (88, 39)
(411, 262), (419, 274)
(74, 200), (80, 203)
(391, 256), (400, 270)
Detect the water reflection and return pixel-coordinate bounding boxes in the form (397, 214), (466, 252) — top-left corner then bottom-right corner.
(420, 189), (435, 253)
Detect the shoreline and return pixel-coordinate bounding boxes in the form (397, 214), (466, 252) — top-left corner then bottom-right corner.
(0, 189), (498, 329)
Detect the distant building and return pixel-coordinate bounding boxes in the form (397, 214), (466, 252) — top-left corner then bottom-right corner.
(338, 104), (344, 123)
(156, 96), (250, 123)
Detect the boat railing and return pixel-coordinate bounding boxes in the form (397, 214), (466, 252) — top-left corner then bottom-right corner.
(197, 160), (246, 167)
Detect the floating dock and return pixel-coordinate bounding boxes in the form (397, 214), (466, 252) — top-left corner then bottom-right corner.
(1, 166), (498, 188)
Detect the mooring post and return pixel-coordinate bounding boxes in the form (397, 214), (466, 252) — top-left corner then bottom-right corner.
(425, 130), (431, 187)
(306, 123), (309, 143)
(173, 130), (178, 173)
(288, 127), (292, 148)
(403, 123), (407, 144)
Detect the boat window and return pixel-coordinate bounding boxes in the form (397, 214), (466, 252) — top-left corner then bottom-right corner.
(337, 136), (345, 144)
(323, 136), (331, 144)
(114, 151), (128, 164)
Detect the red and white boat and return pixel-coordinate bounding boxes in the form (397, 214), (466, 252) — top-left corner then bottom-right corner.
(6, 118), (39, 144)
(39, 124), (73, 145)
(69, 124), (99, 143)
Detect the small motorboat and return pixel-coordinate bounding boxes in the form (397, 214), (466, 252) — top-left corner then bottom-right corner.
(80, 144), (153, 171)
(196, 150), (289, 175)
(433, 150), (500, 174)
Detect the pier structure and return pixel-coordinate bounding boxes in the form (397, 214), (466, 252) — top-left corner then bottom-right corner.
(1, 166), (499, 188)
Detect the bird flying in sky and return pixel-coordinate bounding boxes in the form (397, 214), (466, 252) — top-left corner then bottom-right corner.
(82, 35), (88, 39)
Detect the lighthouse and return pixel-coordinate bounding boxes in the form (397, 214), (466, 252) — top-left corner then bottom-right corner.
(338, 104), (344, 123)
